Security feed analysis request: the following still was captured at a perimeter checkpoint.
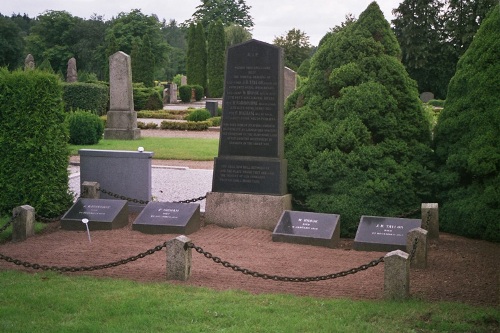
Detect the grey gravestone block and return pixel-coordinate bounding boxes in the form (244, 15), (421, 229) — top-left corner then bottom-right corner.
(79, 149), (153, 212)
(206, 100), (218, 117)
(66, 57), (77, 82)
(61, 198), (128, 230)
(212, 39), (287, 195)
(133, 202), (200, 234)
(354, 216), (421, 252)
(273, 210), (340, 248)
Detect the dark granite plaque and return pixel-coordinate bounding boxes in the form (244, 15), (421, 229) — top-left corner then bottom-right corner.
(212, 156), (287, 195)
(272, 211), (340, 248)
(61, 198), (128, 230)
(132, 202), (200, 235)
(354, 216), (422, 252)
(219, 39), (284, 158)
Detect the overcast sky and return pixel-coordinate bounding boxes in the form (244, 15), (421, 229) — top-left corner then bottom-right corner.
(0, 0), (402, 46)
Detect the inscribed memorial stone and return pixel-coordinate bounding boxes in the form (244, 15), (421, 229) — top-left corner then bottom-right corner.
(133, 202), (200, 235)
(212, 39), (287, 195)
(61, 198), (128, 230)
(273, 211), (340, 248)
(354, 216), (422, 252)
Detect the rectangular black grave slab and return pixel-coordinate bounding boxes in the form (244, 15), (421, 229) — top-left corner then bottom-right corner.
(272, 211), (340, 248)
(61, 198), (128, 231)
(353, 216), (422, 252)
(132, 201), (200, 235)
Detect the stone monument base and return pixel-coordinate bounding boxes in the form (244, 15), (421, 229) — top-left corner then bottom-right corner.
(104, 128), (141, 140)
(204, 192), (292, 230)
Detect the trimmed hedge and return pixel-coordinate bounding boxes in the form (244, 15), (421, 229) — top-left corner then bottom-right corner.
(67, 110), (104, 145)
(160, 120), (210, 131)
(192, 84), (204, 101)
(179, 85), (192, 103)
(0, 69), (73, 217)
(133, 85), (163, 111)
(62, 82), (109, 116)
(185, 109), (211, 122)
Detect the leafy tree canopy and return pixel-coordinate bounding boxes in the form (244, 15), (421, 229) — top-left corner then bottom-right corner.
(433, 4), (500, 242)
(273, 28), (312, 71)
(185, 0), (254, 30)
(224, 24), (252, 47)
(0, 15), (24, 70)
(284, 2), (433, 237)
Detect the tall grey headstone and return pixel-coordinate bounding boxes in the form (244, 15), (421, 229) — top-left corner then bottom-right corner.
(283, 67), (297, 101)
(420, 92), (434, 103)
(104, 51), (141, 140)
(168, 83), (178, 103)
(181, 75), (187, 86)
(24, 54), (35, 70)
(66, 57), (78, 83)
(205, 39), (292, 230)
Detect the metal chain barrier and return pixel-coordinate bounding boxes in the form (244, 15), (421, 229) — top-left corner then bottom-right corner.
(0, 213), (17, 235)
(0, 241), (167, 272)
(409, 237), (419, 262)
(97, 187), (206, 205)
(35, 214), (64, 223)
(186, 242), (385, 282)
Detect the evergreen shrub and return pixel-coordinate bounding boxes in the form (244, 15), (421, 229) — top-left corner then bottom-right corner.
(185, 109), (211, 122)
(63, 82), (109, 115)
(427, 99), (445, 107)
(67, 110), (104, 145)
(133, 84), (162, 111)
(284, 3), (434, 237)
(433, 5), (500, 242)
(0, 69), (73, 217)
(179, 85), (192, 102)
(192, 84), (204, 101)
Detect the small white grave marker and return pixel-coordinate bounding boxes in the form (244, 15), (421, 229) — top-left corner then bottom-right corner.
(82, 218), (91, 243)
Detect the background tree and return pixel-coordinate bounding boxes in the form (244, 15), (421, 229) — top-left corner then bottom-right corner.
(0, 15), (24, 69)
(72, 14), (108, 80)
(284, 2), (433, 237)
(207, 20), (225, 97)
(161, 19), (187, 79)
(104, 10), (170, 82)
(24, 10), (81, 76)
(186, 22), (207, 90)
(433, 5), (499, 242)
(392, 0), (497, 99)
(224, 24), (252, 47)
(186, 0), (254, 30)
(131, 34), (155, 87)
(273, 28), (312, 71)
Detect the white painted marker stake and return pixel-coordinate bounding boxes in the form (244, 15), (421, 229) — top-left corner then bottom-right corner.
(82, 218), (91, 243)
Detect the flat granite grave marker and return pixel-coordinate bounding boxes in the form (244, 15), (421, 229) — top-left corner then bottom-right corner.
(132, 202), (200, 235)
(354, 216), (421, 252)
(61, 198), (128, 230)
(272, 211), (340, 248)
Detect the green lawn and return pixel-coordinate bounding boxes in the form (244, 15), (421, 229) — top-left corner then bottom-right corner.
(69, 137), (219, 161)
(0, 270), (497, 333)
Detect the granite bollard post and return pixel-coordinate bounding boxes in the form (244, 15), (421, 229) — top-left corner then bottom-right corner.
(12, 205), (35, 242)
(384, 250), (410, 300)
(407, 228), (428, 269)
(421, 203), (439, 239)
(166, 235), (192, 281)
(81, 181), (100, 199)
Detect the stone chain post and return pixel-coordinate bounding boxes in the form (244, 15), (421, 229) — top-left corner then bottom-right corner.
(384, 250), (409, 300)
(12, 205), (35, 242)
(421, 203), (439, 240)
(407, 228), (428, 269)
(166, 235), (192, 281)
(81, 181), (100, 199)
